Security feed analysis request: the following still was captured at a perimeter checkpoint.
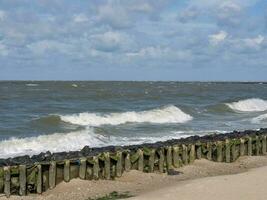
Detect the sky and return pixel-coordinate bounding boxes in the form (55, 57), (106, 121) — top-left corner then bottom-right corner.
(0, 0), (267, 81)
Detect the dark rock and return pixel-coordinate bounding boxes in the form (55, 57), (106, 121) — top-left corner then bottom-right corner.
(167, 169), (182, 176)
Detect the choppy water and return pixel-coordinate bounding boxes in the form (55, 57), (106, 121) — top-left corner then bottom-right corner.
(1, 81), (267, 158)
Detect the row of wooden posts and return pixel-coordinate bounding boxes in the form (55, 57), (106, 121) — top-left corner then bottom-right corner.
(0, 134), (266, 197)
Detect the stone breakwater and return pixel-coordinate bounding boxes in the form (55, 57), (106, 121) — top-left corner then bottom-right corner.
(0, 128), (267, 197)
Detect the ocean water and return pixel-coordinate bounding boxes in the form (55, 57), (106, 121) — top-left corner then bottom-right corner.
(0, 81), (267, 158)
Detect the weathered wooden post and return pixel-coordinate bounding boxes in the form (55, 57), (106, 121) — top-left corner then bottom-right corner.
(216, 141), (223, 162)
(158, 148), (165, 173)
(116, 151), (123, 177)
(79, 158), (87, 180)
(64, 160), (70, 182)
(93, 156), (99, 180)
(262, 135), (267, 155)
(36, 164), (42, 194)
(206, 142), (212, 161)
(196, 142), (202, 159)
(231, 140), (237, 162)
(137, 149), (144, 172)
(240, 138), (245, 156)
(255, 136), (260, 156)
(125, 152), (131, 172)
(173, 146), (181, 168)
(19, 165), (26, 196)
(49, 161), (56, 189)
(103, 153), (110, 180)
(247, 136), (252, 156)
(4, 166), (10, 197)
(166, 146), (173, 169)
(182, 144), (188, 165)
(149, 149), (155, 172)
(225, 139), (231, 163)
(189, 144), (195, 164)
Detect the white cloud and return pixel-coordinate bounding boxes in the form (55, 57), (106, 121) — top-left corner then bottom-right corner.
(209, 31), (228, 45)
(91, 31), (130, 52)
(0, 42), (8, 56)
(244, 35), (264, 48)
(73, 14), (89, 23)
(0, 10), (6, 21)
(27, 40), (72, 55)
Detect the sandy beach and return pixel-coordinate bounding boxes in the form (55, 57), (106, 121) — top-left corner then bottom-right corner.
(1, 155), (267, 200)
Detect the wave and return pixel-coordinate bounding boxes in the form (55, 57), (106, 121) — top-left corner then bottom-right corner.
(226, 98), (267, 112)
(251, 113), (267, 124)
(60, 105), (193, 126)
(0, 128), (225, 158)
(26, 83), (39, 87)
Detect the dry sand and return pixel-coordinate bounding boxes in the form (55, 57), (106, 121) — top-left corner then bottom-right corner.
(2, 156), (267, 200)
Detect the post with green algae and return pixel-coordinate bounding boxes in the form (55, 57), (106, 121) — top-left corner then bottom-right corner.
(79, 158), (87, 180)
(137, 149), (144, 172)
(240, 138), (245, 156)
(247, 136), (252, 156)
(93, 156), (99, 180)
(4, 166), (10, 198)
(255, 136), (260, 156)
(225, 139), (231, 163)
(149, 149), (155, 172)
(189, 144), (195, 164)
(206, 142), (212, 161)
(49, 161), (56, 189)
(196, 142), (202, 159)
(19, 165), (26, 196)
(36, 164), (42, 194)
(125, 153), (131, 172)
(182, 144), (188, 165)
(158, 148), (165, 173)
(216, 141), (223, 162)
(172, 146), (181, 168)
(116, 152), (123, 177)
(103, 153), (110, 180)
(231, 140), (237, 162)
(262, 136), (267, 154)
(64, 160), (70, 182)
(166, 146), (173, 170)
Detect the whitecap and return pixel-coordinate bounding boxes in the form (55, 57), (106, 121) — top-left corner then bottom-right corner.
(226, 98), (267, 112)
(60, 105), (193, 126)
(251, 113), (267, 124)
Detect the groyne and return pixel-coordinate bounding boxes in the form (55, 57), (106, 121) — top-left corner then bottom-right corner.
(0, 128), (267, 197)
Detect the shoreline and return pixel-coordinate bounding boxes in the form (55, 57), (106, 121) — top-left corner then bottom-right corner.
(2, 155), (267, 200)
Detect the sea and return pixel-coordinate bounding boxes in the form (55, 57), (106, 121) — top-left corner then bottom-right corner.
(0, 81), (267, 158)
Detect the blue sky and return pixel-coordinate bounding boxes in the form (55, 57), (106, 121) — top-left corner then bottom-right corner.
(0, 0), (267, 81)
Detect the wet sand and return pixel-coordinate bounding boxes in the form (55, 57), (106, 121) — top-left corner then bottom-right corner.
(2, 156), (267, 200)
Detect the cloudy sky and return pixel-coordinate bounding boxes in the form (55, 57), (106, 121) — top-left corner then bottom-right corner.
(0, 0), (267, 81)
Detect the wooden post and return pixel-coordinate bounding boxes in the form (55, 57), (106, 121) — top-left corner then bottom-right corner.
(182, 144), (188, 165)
(216, 141), (223, 162)
(247, 137), (252, 156)
(189, 144), (195, 164)
(137, 149), (144, 172)
(19, 165), (26, 196)
(225, 139), (231, 163)
(116, 152), (123, 177)
(4, 166), (10, 198)
(36, 164), (42, 194)
(196, 142), (202, 159)
(206, 142), (212, 161)
(64, 160), (70, 182)
(173, 146), (181, 168)
(79, 158), (87, 180)
(125, 153), (131, 172)
(103, 153), (110, 179)
(240, 138), (245, 156)
(49, 161), (56, 189)
(166, 146), (173, 169)
(158, 148), (165, 173)
(149, 149), (155, 172)
(93, 156), (99, 180)
(262, 136), (267, 155)
(231, 141), (237, 162)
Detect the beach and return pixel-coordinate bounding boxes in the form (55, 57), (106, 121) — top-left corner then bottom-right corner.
(2, 155), (267, 200)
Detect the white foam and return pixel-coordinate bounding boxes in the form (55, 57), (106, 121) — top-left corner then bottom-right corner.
(251, 113), (267, 124)
(0, 128), (194, 158)
(226, 98), (267, 112)
(60, 105), (193, 126)
(26, 83), (39, 87)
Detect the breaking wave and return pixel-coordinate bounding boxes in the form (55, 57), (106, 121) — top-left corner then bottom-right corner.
(226, 98), (267, 112)
(60, 105), (193, 126)
(251, 113), (267, 124)
(0, 127), (199, 158)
